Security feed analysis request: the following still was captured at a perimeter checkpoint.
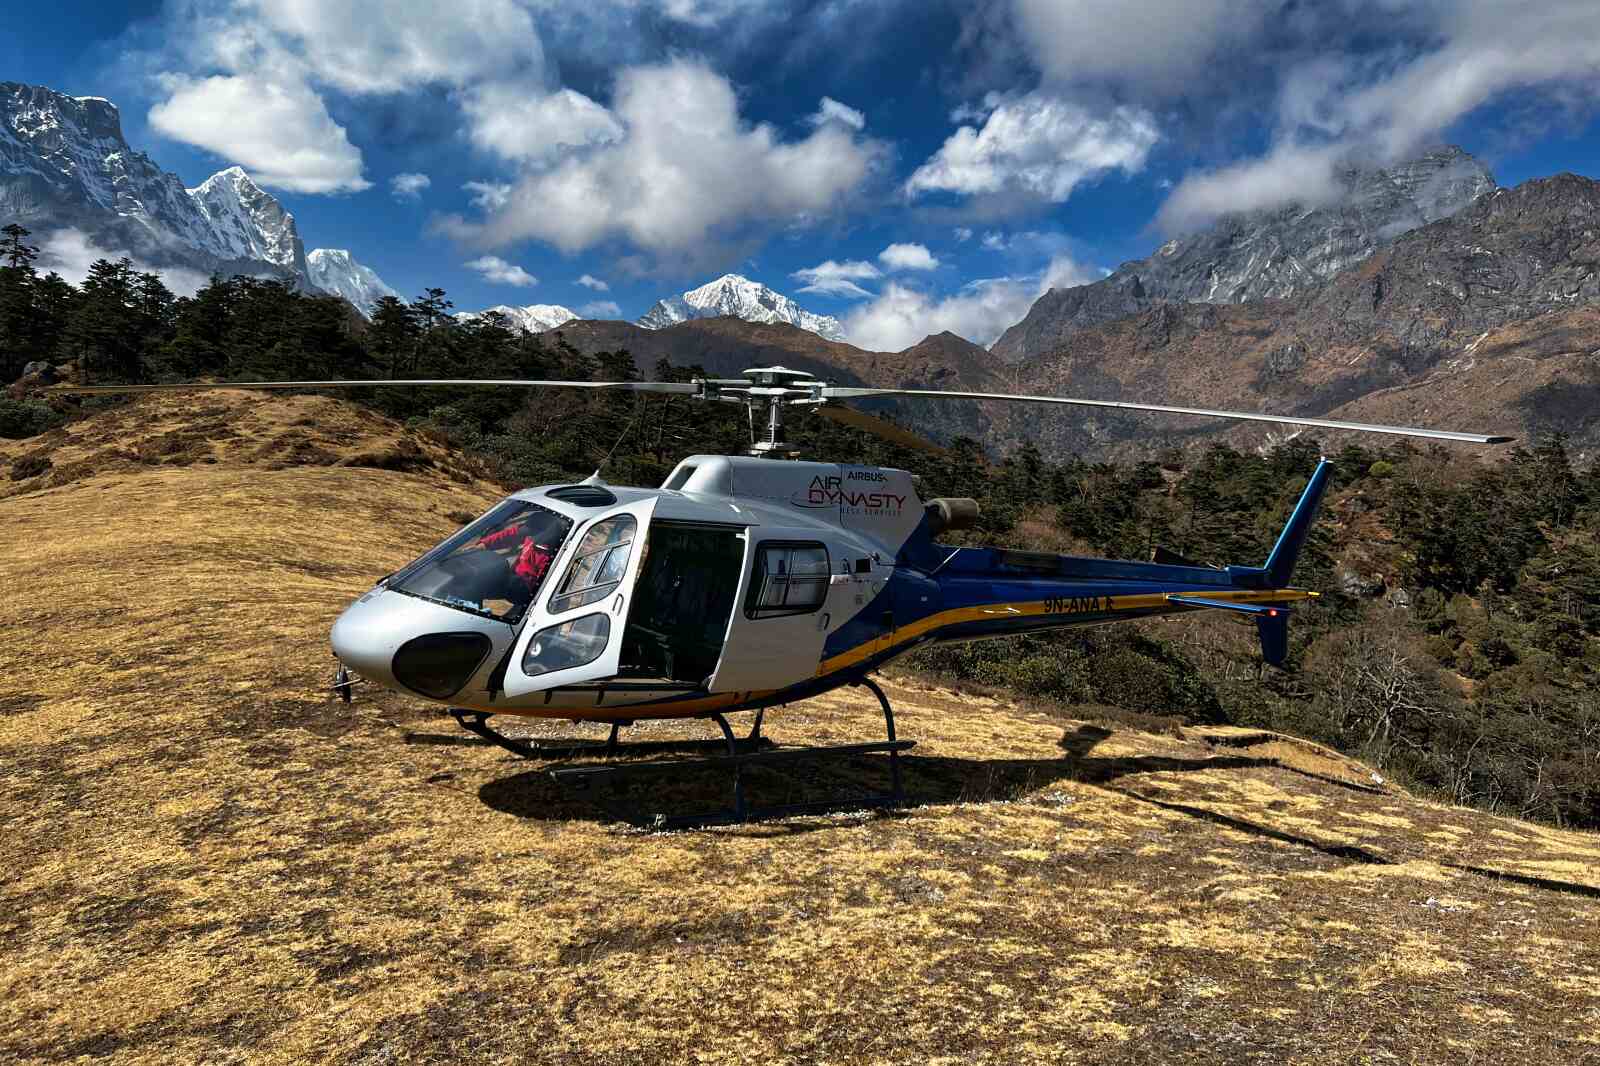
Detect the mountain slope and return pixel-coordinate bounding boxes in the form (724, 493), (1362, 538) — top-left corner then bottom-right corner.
(1, 388), (1597, 1064)
(0, 82), (305, 281)
(639, 273), (846, 341)
(307, 249), (400, 316)
(991, 146), (1496, 364)
(1002, 173), (1600, 459)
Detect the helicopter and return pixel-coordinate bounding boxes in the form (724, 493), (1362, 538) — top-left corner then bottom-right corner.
(54, 366), (1513, 826)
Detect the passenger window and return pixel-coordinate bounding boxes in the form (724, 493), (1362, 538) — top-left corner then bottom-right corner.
(522, 614), (610, 676)
(746, 542), (830, 618)
(549, 515), (636, 613)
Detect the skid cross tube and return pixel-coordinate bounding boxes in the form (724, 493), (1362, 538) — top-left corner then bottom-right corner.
(448, 680), (914, 827)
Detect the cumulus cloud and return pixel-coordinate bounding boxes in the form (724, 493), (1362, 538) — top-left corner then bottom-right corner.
(791, 259), (882, 299)
(1157, 143), (1348, 232)
(878, 242), (938, 271)
(463, 181), (513, 211)
(577, 274), (610, 291)
(1010, 0), (1275, 97)
(465, 255), (538, 286)
(808, 96), (866, 131)
(144, 0), (547, 196)
(843, 254), (1097, 351)
(390, 172), (431, 201)
(1145, 0), (1600, 229)
(461, 85), (624, 164)
(906, 91), (1158, 202)
(149, 74), (369, 193)
(37, 228), (213, 297)
(248, 0), (545, 95)
(578, 299), (623, 317)
(441, 60), (884, 257)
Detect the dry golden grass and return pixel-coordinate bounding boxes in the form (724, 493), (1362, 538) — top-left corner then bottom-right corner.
(4, 392), (1600, 1064)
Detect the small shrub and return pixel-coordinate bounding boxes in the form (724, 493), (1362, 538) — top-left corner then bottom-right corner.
(0, 398), (64, 439)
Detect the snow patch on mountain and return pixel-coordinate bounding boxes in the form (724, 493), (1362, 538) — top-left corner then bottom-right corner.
(455, 303), (579, 333)
(638, 274), (845, 341)
(307, 249), (399, 315)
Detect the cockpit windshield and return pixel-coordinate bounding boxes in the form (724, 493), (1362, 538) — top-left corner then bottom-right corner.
(387, 500), (572, 623)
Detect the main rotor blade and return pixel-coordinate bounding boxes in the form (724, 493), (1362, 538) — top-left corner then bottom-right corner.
(820, 386), (1514, 444)
(811, 404), (950, 457)
(46, 378), (702, 396)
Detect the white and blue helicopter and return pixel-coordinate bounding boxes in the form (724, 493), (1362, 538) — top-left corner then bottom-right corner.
(60, 367), (1511, 824)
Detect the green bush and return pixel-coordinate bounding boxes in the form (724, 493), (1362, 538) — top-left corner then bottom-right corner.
(0, 398), (63, 439)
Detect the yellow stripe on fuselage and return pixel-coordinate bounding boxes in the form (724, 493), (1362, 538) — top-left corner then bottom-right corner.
(814, 586), (1316, 677)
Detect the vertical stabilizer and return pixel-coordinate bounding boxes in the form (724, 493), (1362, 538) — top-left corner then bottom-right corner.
(1262, 460), (1333, 587)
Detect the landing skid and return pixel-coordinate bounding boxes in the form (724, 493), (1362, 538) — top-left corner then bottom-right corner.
(449, 678), (913, 829)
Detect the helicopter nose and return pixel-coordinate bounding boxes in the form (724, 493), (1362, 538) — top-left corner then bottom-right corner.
(330, 590), (407, 689)
(330, 589), (502, 700)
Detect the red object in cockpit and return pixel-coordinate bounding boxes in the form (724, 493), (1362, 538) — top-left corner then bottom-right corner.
(480, 526), (554, 590)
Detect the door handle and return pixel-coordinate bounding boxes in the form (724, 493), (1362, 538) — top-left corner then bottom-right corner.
(613, 593), (625, 614)
(817, 612), (830, 632)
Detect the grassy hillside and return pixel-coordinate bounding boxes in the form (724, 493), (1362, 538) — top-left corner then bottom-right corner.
(2, 391), (1599, 1063)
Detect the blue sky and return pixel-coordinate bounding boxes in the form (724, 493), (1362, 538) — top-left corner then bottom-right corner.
(7, 1), (1600, 350)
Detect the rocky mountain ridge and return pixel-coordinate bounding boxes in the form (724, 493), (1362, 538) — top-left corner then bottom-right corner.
(991, 146), (1497, 364)
(997, 172), (1600, 460)
(0, 82), (307, 283)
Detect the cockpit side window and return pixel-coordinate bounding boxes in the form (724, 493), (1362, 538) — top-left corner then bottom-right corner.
(388, 500), (571, 623)
(548, 515), (637, 614)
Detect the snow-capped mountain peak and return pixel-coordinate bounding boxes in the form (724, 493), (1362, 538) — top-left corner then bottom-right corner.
(1, 82), (309, 283)
(455, 303), (578, 334)
(638, 273), (845, 341)
(186, 166), (306, 273)
(306, 248), (400, 316)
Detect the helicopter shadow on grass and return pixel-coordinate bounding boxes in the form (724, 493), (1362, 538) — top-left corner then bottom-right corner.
(468, 723), (1324, 831)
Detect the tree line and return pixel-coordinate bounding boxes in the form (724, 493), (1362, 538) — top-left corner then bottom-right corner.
(3, 223), (1597, 828)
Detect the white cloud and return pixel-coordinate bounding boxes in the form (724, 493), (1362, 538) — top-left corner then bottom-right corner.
(791, 258), (882, 299)
(843, 254), (1096, 350)
(576, 274), (610, 291)
(1157, 143), (1347, 232)
(464, 181), (513, 211)
(461, 85), (624, 164)
(953, 227), (973, 242)
(1152, 0), (1600, 229)
(144, 0), (547, 197)
(578, 299), (623, 317)
(465, 255), (538, 286)
(37, 228), (212, 297)
(808, 96), (866, 131)
(1010, 0), (1276, 96)
(247, 0), (545, 96)
(149, 74), (369, 193)
(442, 60), (884, 257)
(981, 231), (1007, 251)
(879, 242), (938, 271)
(906, 91), (1158, 202)
(390, 172), (431, 201)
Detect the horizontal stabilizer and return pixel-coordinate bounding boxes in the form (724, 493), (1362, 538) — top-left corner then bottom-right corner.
(1166, 595), (1296, 666)
(1165, 595), (1291, 618)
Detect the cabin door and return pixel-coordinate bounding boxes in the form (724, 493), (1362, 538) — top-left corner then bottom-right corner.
(502, 497), (657, 697)
(707, 536), (834, 693)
